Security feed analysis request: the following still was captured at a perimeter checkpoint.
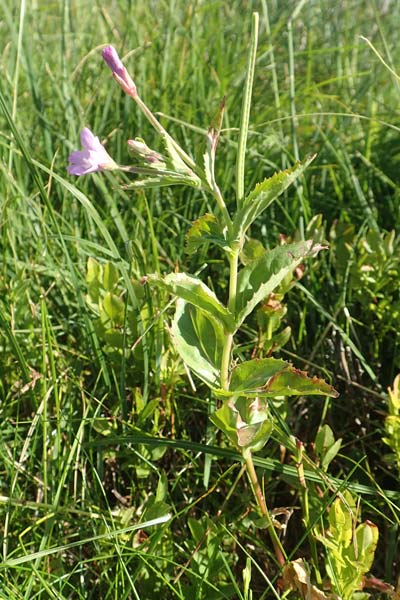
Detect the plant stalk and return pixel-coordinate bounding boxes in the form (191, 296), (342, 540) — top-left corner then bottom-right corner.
(220, 248), (240, 390)
(243, 447), (286, 567)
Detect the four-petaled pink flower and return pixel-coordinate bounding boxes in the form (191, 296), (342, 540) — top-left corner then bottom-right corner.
(102, 45), (137, 96)
(67, 128), (117, 176)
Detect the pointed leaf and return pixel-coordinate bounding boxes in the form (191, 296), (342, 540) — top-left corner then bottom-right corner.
(315, 424), (342, 470)
(170, 300), (224, 387)
(150, 272), (235, 332)
(213, 358), (338, 398)
(235, 240), (326, 326)
(185, 213), (230, 255)
(123, 173), (200, 189)
(233, 156), (315, 237)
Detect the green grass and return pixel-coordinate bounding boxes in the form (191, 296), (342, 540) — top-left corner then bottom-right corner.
(0, 1), (399, 598)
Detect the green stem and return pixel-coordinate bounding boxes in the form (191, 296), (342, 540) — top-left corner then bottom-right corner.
(220, 248), (240, 390)
(209, 162), (232, 234)
(243, 447), (286, 567)
(236, 12), (259, 207)
(133, 94), (200, 174)
(220, 333), (233, 391)
(227, 248), (239, 315)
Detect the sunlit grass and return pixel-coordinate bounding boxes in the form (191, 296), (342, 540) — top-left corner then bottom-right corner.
(0, 0), (399, 597)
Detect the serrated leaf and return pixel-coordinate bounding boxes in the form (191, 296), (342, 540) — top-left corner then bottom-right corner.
(123, 173), (201, 189)
(185, 213), (230, 255)
(235, 240), (326, 326)
(103, 262), (119, 291)
(151, 272), (235, 332)
(233, 156), (315, 237)
(170, 300), (223, 387)
(213, 358), (338, 398)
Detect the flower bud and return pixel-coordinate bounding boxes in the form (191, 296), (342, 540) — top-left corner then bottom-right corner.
(102, 45), (137, 97)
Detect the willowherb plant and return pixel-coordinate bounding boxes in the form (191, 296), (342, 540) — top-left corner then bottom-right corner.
(69, 13), (342, 577)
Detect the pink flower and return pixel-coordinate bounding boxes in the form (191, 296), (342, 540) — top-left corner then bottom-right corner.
(67, 128), (117, 176)
(102, 45), (136, 96)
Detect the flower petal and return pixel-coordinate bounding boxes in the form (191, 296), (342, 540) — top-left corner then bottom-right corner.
(68, 127), (117, 176)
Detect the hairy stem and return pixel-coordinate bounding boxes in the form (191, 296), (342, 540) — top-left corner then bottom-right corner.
(133, 94), (204, 179)
(220, 248), (240, 390)
(243, 447), (286, 566)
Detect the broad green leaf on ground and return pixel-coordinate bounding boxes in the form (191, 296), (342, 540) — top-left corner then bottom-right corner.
(232, 156), (315, 238)
(170, 299), (224, 387)
(235, 240), (326, 327)
(213, 357), (338, 398)
(185, 213), (230, 255)
(149, 272), (235, 332)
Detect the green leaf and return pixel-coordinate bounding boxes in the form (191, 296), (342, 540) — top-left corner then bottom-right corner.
(235, 240), (325, 326)
(236, 419), (273, 452)
(123, 173), (201, 189)
(239, 237), (266, 265)
(315, 424), (342, 470)
(170, 300), (224, 387)
(156, 471), (168, 503)
(143, 500), (171, 523)
(209, 402), (241, 447)
(102, 292), (125, 325)
(103, 329), (125, 348)
(185, 213), (230, 255)
(86, 258), (101, 303)
(103, 262), (119, 291)
(329, 491), (356, 548)
(210, 399), (273, 452)
(151, 272), (235, 332)
(214, 358), (338, 398)
(233, 156), (315, 237)
(86, 257), (101, 284)
(349, 521), (379, 572)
